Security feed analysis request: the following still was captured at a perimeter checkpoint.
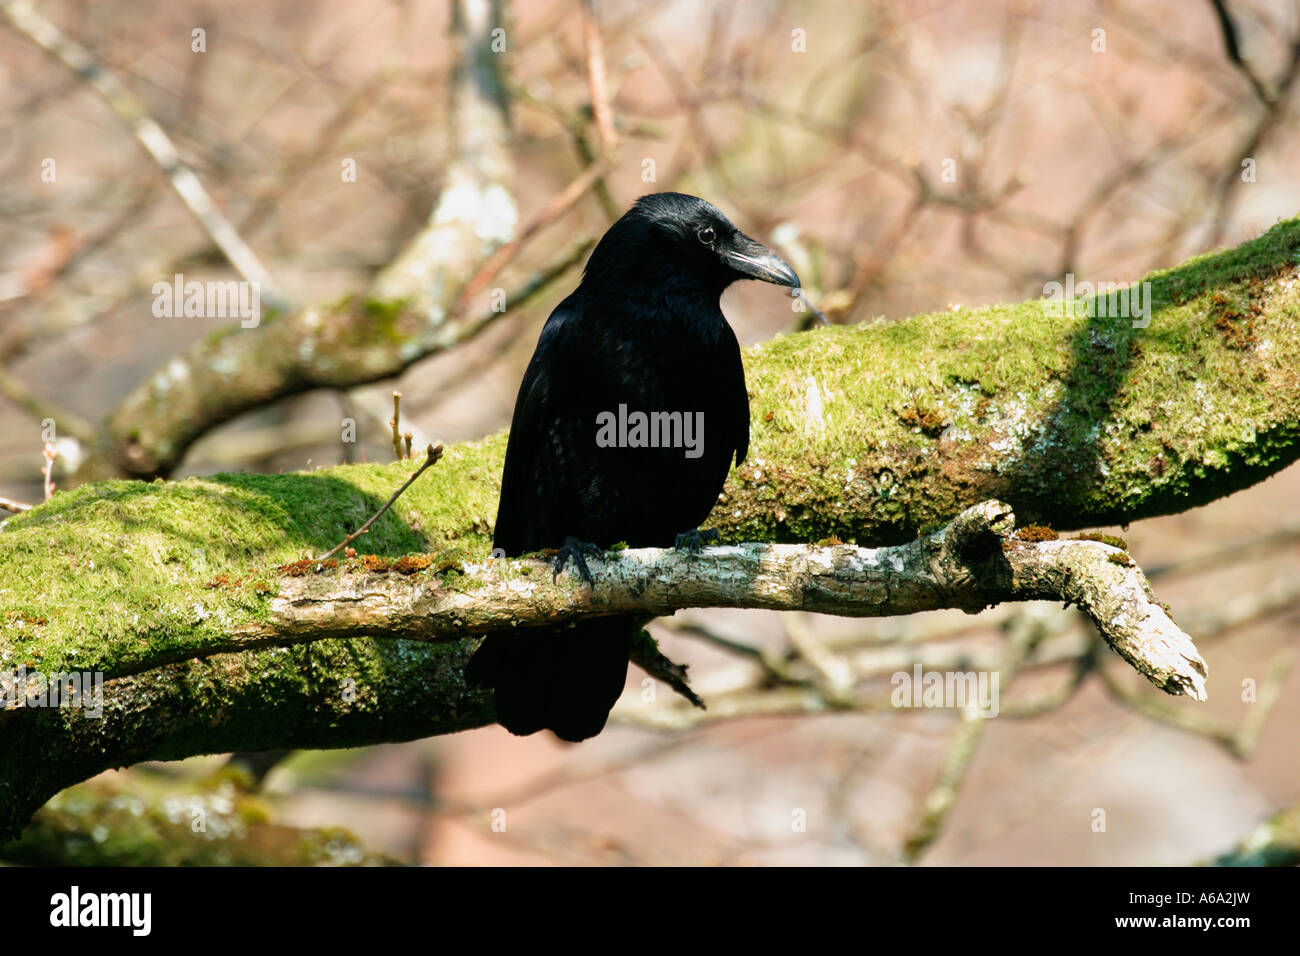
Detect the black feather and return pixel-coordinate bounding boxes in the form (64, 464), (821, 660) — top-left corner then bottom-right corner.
(467, 192), (799, 741)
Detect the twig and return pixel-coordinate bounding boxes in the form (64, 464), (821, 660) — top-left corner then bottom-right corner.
(1097, 644), (1293, 759)
(1200, 9), (1300, 246)
(421, 236), (597, 408)
(41, 443), (56, 501)
(582, 0), (620, 155)
(315, 443), (443, 562)
(389, 391), (404, 461)
(450, 157), (617, 315)
(0, 365), (98, 444)
(1209, 0), (1276, 106)
(512, 85), (627, 219)
(902, 705), (990, 862)
(783, 612), (853, 701)
(1146, 521), (1300, 578)
(0, 0), (288, 310)
(0, 496), (33, 513)
(365, 0), (514, 314)
(901, 607), (1042, 862)
(578, 0), (621, 219)
(615, 685), (883, 731)
(658, 616), (808, 686)
(1001, 656), (1093, 718)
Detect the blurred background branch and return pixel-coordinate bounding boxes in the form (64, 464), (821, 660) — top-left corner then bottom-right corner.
(0, 0), (1297, 866)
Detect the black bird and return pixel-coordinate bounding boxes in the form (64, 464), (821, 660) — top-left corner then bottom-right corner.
(465, 192), (800, 741)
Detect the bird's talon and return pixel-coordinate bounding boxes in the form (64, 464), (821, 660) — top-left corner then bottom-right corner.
(552, 536), (603, 586)
(674, 528), (719, 554)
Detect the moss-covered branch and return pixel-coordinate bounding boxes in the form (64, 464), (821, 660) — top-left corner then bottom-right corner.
(2, 773), (393, 866)
(69, 501), (1207, 699)
(0, 636), (489, 844)
(1210, 804), (1300, 866)
(0, 499), (1203, 840)
(726, 215), (1300, 544)
(2, 216), (1299, 840)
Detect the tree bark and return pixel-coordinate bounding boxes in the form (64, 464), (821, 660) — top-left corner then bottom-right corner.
(1, 215), (1298, 840)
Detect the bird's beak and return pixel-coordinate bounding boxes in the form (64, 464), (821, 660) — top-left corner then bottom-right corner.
(722, 234), (801, 288)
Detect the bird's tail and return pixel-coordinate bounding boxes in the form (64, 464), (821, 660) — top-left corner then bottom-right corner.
(464, 618), (635, 742)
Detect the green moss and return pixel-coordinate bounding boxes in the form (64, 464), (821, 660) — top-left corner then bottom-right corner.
(360, 296), (414, 343)
(3, 217), (1300, 683)
(0, 434), (504, 677)
(2, 777), (388, 866)
(718, 214), (1300, 543)
(1075, 532), (1129, 549)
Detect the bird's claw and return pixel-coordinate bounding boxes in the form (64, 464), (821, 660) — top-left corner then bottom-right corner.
(552, 536), (604, 586)
(674, 528), (719, 554)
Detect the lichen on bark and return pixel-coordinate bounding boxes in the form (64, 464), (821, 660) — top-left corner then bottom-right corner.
(1, 214), (1298, 841)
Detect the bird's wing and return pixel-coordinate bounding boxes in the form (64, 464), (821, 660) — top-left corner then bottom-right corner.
(721, 320), (750, 466)
(492, 298), (601, 555)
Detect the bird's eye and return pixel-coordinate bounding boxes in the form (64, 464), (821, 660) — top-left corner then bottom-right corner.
(697, 226), (716, 245)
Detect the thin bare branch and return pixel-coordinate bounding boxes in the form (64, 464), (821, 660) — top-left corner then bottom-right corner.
(0, 0), (288, 309)
(315, 443), (443, 562)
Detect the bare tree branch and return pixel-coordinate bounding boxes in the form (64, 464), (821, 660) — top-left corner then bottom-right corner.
(582, 0), (620, 155)
(0, 499), (1206, 839)
(0, 0), (287, 309)
(80, 0), (514, 478)
(147, 501), (1202, 700)
(1209, 0), (1276, 106)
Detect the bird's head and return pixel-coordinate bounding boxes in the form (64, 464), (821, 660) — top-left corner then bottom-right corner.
(583, 192), (800, 296)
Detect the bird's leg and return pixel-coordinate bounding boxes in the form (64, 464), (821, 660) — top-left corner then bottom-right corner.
(674, 528), (720, 554)
(552, 535), (605, 586)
